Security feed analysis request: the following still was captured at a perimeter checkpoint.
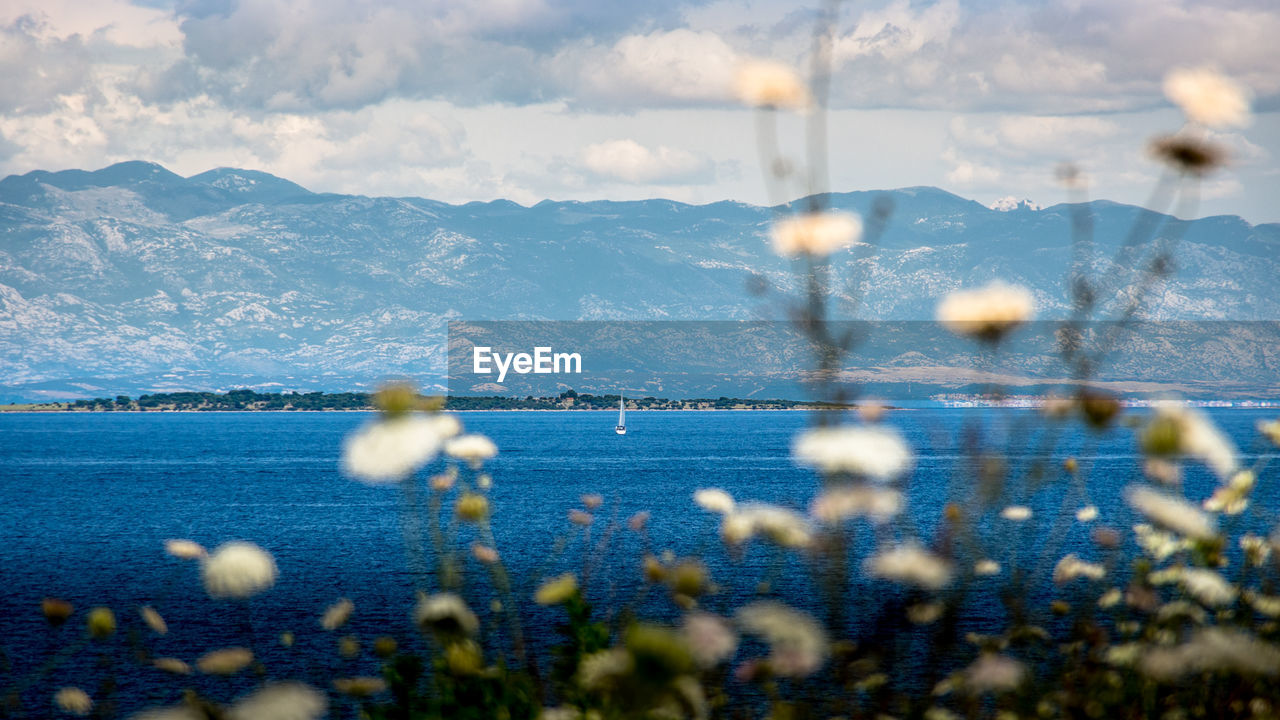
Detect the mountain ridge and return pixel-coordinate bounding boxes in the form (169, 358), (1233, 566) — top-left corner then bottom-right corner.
(1, 161), (1276, 401)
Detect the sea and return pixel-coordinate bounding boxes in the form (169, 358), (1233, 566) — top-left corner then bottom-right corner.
(0, 408), (1276, 716)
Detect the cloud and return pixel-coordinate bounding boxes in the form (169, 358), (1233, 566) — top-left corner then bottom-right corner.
(580, 139), (715, 184)
(557, 28), (741, 108)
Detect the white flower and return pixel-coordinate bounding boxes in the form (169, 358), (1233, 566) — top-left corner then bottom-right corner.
(1180, 568), (1237, 607)
(321, 598), (354, 630)
(140, 606), (167, 635)
(577, 648), (633, 690)
(54, 687), (92, 716)
(1241, 533), (1272, 566)
(974, 559), (1001, 576)
(693, 488), (735, 515)
(1260, 419), (1280, 447)
(964, 654), (1025, 693)
(936, 282), (1035, 340)
(737, 601), (827, 677)
(202, 542), (277, 599)
(726, 503), (812, 548)
(811, 485), (903, 524)
(865, 542), (953, 590)
(1000, 506), (1032, 521)
(414, 592), (478, 636)
(1125, 486), (1217, 540)
(792, 425), (911, 480)
(769, 212), (863, 257)
(1075, 506), (1099, 522)
(1150, 403), (1239, 481)
(1052, 553), (1106, 584)
(1204, 470), (1254, 515)
(341, 415), (444, 483)
(164, 539), (206, 560)
(1141, 628), (1280, 680)
(1133, 523), (1188, 562)
(227, 682), (327, 720)
(197, 647), (254, 675)
(732, 59), (811, 109)
(682, 612), (738, 668)
(444, 434), (498, 466)
(429, 413), (463, 440)
(1163, 67), (1252, 128)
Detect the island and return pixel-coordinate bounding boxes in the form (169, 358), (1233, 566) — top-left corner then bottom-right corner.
(0, 389), (858, 412)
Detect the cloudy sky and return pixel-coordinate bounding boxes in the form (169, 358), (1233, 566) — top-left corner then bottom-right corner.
(1, 0), (1277, 221)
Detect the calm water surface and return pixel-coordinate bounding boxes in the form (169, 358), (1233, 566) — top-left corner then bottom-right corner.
(0, 409), (1276, 714)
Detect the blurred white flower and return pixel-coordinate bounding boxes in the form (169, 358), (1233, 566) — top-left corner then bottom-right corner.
(1246, 591), (1280, 618)
(444, 434), (498, 467)
(1141, 628), (1280, 680)
(1242, 533), (1271, 566)
(865, 542), (953, 590)
(682, 612), (738, 668)
(974, 559), (1001, 576)
(1180, 568), (1237, 607)
(733, 59), (811, 109)
(197, 647), (254, 675)
(342, 415), (444, 483)
(1133, 523), (1188, 562)
(1204, 470), (1254, 515)
(737, 601), (827, 677)
(693, 488), (735, 514)
(1125, 486), (1217, 540)
(964, 654), (1025, 692)
(1163, 67), (1252, 128)
(727, 504), (812, 548)
(53, 687), (92, 716)
(1098, 588), (1123, 608)
(1150, 403), (1239, 481)
(153, 658), (192, 675)
(1000, 506), (1032, 521)
(811, 485), (903, 524)
(1052, 554), (1106, 584)
(227, 682), (327, 720)
(1075, 505), (1099, 522)
(202, 542), (277, 599)
(577, 648), (633, 690)
(164, 539), (206, 560)
(769, 212), (863, 257)
(720, 513), (756, 545)
(321, 598), (354, 631)
(140, 606), (167, 635)
(936, 282), (1035, 341)
(414, 592), (478, 636)
(792, 425), (911, 480)
(429, 413), (462, 440)
(1260, 419), (1280, 447)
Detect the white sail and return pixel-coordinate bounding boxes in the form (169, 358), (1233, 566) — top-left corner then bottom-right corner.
(615, 394), (627, 435)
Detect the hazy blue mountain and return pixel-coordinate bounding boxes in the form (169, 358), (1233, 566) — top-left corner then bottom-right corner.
(1, 161), (1276, 401)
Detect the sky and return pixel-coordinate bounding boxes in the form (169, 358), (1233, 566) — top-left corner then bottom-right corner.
(0, 0), (1277, 222)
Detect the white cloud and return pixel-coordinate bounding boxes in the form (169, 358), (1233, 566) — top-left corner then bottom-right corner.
(562, 29), (741, 107)
(833, 0), (959, 63)
(581, 139), (714, 184)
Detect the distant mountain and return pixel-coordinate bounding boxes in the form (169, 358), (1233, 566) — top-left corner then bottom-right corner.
(1, 161), (1277, 401)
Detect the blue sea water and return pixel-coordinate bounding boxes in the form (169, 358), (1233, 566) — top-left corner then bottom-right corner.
(0, 408), (1276, 716)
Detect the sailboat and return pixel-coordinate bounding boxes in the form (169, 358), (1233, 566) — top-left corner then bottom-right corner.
(615, 394), (627, 435)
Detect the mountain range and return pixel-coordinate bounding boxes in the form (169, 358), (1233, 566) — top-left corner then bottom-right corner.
(1, 161), (1277, 401)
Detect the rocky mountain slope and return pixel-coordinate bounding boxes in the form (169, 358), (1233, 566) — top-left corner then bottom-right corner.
(1, 162), (1276, 400)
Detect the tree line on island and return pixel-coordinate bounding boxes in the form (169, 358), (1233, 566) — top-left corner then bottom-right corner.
(56, 389), (844, 412)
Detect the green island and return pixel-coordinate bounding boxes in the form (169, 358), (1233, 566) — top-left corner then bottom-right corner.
(0, 389), (853, 412)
